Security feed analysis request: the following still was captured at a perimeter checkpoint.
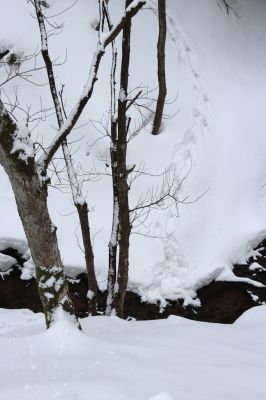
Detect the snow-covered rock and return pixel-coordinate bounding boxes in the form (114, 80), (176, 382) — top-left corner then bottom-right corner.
(0, 253), (16, 272)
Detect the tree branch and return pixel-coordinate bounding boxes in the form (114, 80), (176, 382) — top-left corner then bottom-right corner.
(37, 0), (146, 169)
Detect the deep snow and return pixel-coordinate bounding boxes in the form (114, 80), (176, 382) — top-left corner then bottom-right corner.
(1, 0), (266, 304)
(0, 306), (265, 400)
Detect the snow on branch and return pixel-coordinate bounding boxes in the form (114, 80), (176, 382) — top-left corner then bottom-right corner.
(0, 100), (34, 162)
(38, 0), (146, 170)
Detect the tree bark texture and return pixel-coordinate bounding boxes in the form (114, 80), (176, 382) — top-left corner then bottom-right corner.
(113, 0), (132, 318)
(34, 0), (98, 315)
(106, 119), (119, 315)
(0, 105), (77, 328)
(76, 202), (98, 315)
(152, 0), (167, 135)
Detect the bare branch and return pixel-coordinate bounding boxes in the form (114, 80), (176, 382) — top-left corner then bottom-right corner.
(37, 0), (146, 169)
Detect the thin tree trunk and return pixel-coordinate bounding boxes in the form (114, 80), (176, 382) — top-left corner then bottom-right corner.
(34, 0), (98, 315)
(152, 0), (167, 135)
(106, 23), (119, 315)
(62, 142), (98, 315)
(115, 175), (131, 318)
(76, 202), (98, 315)
(0, 106), (77, 328)
(114, 0), (132, 318)
(106, 120), (119, 315)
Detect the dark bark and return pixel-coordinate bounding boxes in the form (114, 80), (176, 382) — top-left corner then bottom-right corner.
(0, 50), (9, 61)
(113, 0), (132, 318)
(95, 0), (110, 31)
(0, 105), (77, 328)
(106, 119), (119, 315)
(152, 0), (167, 135)
(76, 203), (98, 315)
(34, 0), (98, 315)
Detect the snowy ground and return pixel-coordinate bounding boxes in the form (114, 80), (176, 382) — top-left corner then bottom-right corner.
(0, 306), (265, 400)
(1, 0), (266, 304)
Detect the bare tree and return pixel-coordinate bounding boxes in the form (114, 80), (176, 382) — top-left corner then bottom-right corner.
(33, 0), (98, 315)
(105, 6), (119, 316)
(102, 0), (133, 318)
(152, 0), (167, 135)
(113, 0), (134, 318)
(101, 0), (181, 318)
(0, 0), (146, 327)
(0, 99), (78, 328)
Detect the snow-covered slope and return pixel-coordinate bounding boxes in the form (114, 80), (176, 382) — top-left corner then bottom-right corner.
(0, 306), (265, 399)
(1, 0), (266, 304)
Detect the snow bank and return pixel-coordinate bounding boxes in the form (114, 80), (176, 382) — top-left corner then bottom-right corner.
(0, 253), (17, 272)
(0, 306), (265, 399)
(235, 305), (266, 325)
(0, 237), (28, 257)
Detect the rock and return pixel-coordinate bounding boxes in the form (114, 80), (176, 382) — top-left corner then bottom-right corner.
(0, 242), (266, 323)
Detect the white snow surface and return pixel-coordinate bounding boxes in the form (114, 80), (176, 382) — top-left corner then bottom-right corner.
(0, 306), (265, 399)
(0, 253), (17, 272)
(1, 0), (266, 303)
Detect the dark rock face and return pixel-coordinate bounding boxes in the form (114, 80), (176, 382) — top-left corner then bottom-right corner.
(0, 242), (266, 323)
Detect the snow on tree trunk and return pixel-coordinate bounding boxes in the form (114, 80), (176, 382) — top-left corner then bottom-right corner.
(0, 103), (77, 328)
(34, 0), (98, 315)
(106, 123), (119, 315)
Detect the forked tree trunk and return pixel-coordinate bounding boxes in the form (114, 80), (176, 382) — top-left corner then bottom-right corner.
(0, 105), (77, 328)
(152, 0), (167, 135)
(34, 0), (99, 315)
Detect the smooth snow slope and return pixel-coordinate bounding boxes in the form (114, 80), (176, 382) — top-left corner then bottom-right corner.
(0, 306), (266, 400)
(1, 0), (266, 303)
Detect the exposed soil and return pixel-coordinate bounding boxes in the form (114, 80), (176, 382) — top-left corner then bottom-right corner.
(1, 241), (266, 324)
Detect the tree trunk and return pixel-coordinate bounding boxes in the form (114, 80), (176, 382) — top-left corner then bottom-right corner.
(63, 141), (98, 316)
(115, 168), (131, 318)
(152, 0), (167, 135)
(106, 120), (119, 315)
(113, 0), (132, 318)
(0, 105), (77, 328)
(34, 0), (99, 316)
(76, 202), (98, 315)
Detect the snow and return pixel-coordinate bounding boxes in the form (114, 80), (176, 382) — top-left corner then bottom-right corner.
(1, 2), (266, 397)
(10, 125), (34, 162)
(249, 262), (266, 272)
(1, 0), (266, 305)
(0, 253), (16, 272)
(87, 289), (95, 300)
(0, 237), (29, 258)
(0, 306), (265, 399)
(234, 305), (266, 324)
(215, 265), (265, 287)
(148, 394), (173, 400)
